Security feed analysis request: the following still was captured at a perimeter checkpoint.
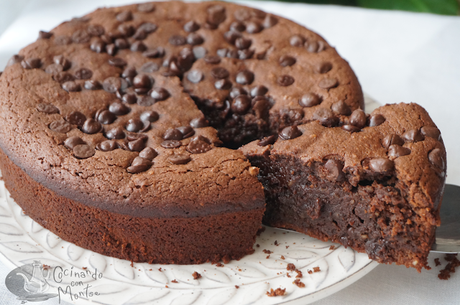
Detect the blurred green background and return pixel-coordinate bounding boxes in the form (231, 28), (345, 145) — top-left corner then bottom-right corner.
(272, 0), (460, 15)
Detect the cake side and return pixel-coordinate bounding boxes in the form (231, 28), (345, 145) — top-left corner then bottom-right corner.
(241, 103), (446, 271)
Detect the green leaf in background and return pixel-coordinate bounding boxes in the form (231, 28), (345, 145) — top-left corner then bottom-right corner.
(357, 0), (459, 15)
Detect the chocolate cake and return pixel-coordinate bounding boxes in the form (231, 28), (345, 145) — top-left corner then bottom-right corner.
(0, 1), (445, 270)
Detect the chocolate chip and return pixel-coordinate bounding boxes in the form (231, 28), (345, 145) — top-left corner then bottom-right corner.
(299, 93), (321, 107)
(187, 70), (203, 83)
(140, 62), (159, 73)
(133, 74), (153, 89)
(97, 110), (116, 125)
(138, 22), (157, 34)
(53, 55), (71, 70)
(246, 21), (263, 34)
(258, 135), (277, 146)
(237, 49), (253, 60)
(124, 119), (144, 133)
(84, 80), (102, 90)
(109, 102), (130, 115)
(81, 119), (102, 134)
(277, 75), (294, 86)
(231, 96), (251, 114)
(251, 9), (266, 19)
(187, 33), (204, 45)
(235, 37), (251, 50)
(253, 97), (270, 119)
(97, 140), (118, 151)
(382, 134), (405, 149)
(103, 77), (128, 93)
(263, 15), (278, 28)
(137, 3), (155, 12)
(74, 68), (93, 80)
(169, 154), (191, 164)
(279, 55), (296, 67)
(305, 40), (325, 53)
(66, 111), (86, 126)
(37, 103), (59, 114)
(7, 55), (24, 67)
(161, 140), (181, 149)
(316, 62), (332, 74)
(369, 158), (394, 174)
(38, 31), (53, 39)
(90, 39), (105, 53)
(169, 35), (186, 46)
(388, 145), (411, 159)
(217, 48), (228, 57)
(164, 128), (183, 140)
(140, 110), (159, 122)
(72, 29), (91, 43)
(127, 157), (152, 174)
(234, 8), (250, 21)
(138, 147), (157, 160)
(122, 67), (137, 78)
(62, 81), (81, 92)
(21, 58), (41, 69)
(230, 87), (248, 98)
(331, 100), (351, 115)
(115, 38), (130, 49)
(128, 138), (145, 151)
(54, 35), (72, 45)
(106, 126), (125, 139)
(143, 47), (165, 58)
(230, 21), (245, 32)
(116, 11), (133, 22)
(402, 129), (424, 142)
(421, 126), (441, 140)
(279, 125), (302, 140)
(187, 135), (212, 154)
(132, 29), (147, 40)
(318, 78), (338, 89)
(177, 126), (195, 139)
(43, 63), (59, 74)
(313, 108), (338, 127)
(210, 67), (229, 79)
(106, 44), (117, 56)
(224, 31), (242, 44)
(236, 70), (254, 85)
(130, 41), (147, 52)
(341, 124), (361, 133)
(121, 92), (137, 104)
(192, 46), (207, 59)
(350, 109), (367, 129)
(87, 24), (105, 36)
(428, 148), (445, 169)
(190, 117), (208, 128)
(73, 144), (95, 159)
(184, 20), (200, 32)
(150, 88), (170, 101)
(250, 85), (268, 97)
(369, 114), (385, 127)
(137, 96), (156, 107)
(214, 79), (232, 90)
(49, 120), (72, 133)
(324, 159), (344, 182)
(64, 136), (85, 149)
(207, 5), (226, 25)
(290, 35), (305, 47)
(108, 57), (127, 67)
(54, 72), (74, 84)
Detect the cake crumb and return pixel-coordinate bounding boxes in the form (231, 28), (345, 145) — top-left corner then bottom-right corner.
(287, 263), (296, 271)
(158, 267), (162, 272)
(286, 246), (289, 249)
(313, 267), (321, 273)
(293, 279), (305, 288)
(329, 245), (336, 250)
(248, 166), (259, 176)
(266, 288), (286, 297)
(266, 255), (270, 259)
(130, 261), (134, 267)
(235, 285), (239, 289)
(274, 240), (279, 246)
(286, 273), (291, 278)
(256, 244), (260, 248)
(42, 264), (51, 270)
(216, 263), (224, 267)
(307, 270), (313, 274)
(192, 271), (201, 280)
(149, 269), (152, 271)
(280, 255), (285, 260)
(165, 285), (168, 288)
(434, 258), (441, 266)
(256, 227), (266, 236)
(263, 249), (272, 254)
(295, 269), (303, 278)
(171, 279), (178, 283)
(439, 254), (460, 280)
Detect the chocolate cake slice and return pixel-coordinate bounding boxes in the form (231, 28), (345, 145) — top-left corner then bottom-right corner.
(241, 103), (446, 271)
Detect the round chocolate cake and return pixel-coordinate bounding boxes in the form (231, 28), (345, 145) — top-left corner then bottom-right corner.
(0, 1), (445, 270)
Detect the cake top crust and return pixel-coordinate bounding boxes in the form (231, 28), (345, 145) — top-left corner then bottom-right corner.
(0, 1), (363, 217)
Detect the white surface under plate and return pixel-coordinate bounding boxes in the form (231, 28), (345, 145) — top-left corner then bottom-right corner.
(0, 97), (379, 305)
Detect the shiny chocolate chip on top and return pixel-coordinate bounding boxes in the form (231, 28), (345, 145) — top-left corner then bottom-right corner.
(187, 135), (212, 154)
(279, 125), (302, 140)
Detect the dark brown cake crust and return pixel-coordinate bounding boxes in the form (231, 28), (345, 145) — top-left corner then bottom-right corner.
(241, 103), (446, 271)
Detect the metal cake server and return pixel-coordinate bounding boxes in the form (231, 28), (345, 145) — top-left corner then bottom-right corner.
(431, 184), (460, 253)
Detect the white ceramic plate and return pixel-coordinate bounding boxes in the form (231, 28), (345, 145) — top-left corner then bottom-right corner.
(0, 97), (379, 305)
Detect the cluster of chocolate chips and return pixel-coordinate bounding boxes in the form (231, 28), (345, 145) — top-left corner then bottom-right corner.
(290, 34), (326, 54)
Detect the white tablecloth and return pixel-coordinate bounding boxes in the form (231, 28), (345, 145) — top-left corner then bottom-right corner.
(0, 1), (459, 304)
